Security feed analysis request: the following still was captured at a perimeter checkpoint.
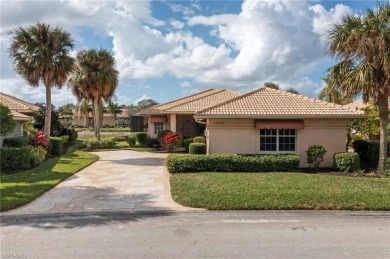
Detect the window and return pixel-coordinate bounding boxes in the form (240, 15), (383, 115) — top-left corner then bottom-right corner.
(154, 122), (164, 135)
(260, 128), (296, 152)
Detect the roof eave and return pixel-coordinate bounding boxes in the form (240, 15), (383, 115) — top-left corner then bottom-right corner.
(194, 114), (368, 119)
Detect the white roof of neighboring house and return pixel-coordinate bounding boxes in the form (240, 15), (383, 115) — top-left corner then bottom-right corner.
(195, 87), (367, 119)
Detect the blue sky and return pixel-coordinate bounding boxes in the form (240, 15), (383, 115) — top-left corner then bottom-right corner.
(0, 0), (376, 107)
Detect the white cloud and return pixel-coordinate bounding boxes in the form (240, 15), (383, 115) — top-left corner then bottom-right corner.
(180, 81), (192, 89)
(310, 4), (352, 37)
(135, 94), (151, 104)
(170, 19), (184, 29)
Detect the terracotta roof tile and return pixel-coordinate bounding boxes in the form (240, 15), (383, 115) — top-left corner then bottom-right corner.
(140, 89), (238, 114)
(195, 87), (366, 118)
(0, 92), (40, 113)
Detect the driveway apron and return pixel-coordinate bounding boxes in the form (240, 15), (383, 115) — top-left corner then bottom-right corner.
(2, 150), (197, 215)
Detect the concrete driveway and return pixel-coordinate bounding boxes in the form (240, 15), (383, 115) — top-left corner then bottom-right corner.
(2, 150), (199, 215)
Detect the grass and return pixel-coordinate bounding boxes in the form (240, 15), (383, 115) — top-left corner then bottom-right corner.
(170, 172), (390, 210)
(0, 141), (99, 212)
(85, 141), (157, 152)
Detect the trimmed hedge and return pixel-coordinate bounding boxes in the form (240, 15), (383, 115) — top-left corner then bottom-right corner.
(50, 137), (64, 155)
(333, 152), (360, 172)
(182, 138), (194, 152)
(84, 137), (116, 149)
(3, 137), (29, 147)
(189, 143), (206, 154)
(352, 139), (389, 168)
(166, 154), (300, 173)
(135, 132), (149, 146)
(29, 146), (47, 167)
(193, 136), (206, 144)
(0, 147), (30, 172)
(69, 129), (78, 141)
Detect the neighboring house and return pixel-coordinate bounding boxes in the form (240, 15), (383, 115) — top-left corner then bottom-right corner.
(72, 109), (132, 128)
(343, 98), (390, 110)
(141, 89), (241, 138)
(193, 87), (366, 167)
(0, 92), (39, 146)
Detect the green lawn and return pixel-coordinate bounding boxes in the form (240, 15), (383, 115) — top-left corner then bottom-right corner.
(0, 141), (99, 212)
(170, 173), (390, 210)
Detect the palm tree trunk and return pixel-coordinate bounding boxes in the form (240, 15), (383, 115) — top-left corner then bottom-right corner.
(93, 96), (101, 140)
(377, 95), (388, 175)
(45, 86), (52, 140)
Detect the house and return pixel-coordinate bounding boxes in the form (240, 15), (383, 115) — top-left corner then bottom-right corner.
(0, 92), (39, 145)
(141, 89), (241, 138)
(72, 109), (132, 128)
(193, 87), (366, 167)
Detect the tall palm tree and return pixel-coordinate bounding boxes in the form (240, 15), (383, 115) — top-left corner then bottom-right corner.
(69, 49), (118, 140)
(9, 22), (74, 139)
(325, 3), (390, 175)
(318, 78), (352, 105)
(75, 99), (91, 128)
(107, 99), (122, 127)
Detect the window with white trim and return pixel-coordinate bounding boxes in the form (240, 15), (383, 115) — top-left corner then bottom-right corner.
(154, 122), (164, 135)
(260, 128), (296, 152)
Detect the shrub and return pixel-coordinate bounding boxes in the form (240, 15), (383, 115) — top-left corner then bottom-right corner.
(367, 141), (380, 168)
(161, 133), (182, 152)
(334, 152), (360, 172)
(3, 137), (29, 147)
(135, 132), (149, 146)
(166, 154), (300, 173)
(59, 135), (69, 143)
(157, 130), (172, 142)
(84, 137), (116, 149)
(50, 137), (64, 155)
(306, 145), (327, 170)
(182, 138), (194, 152)
(29, 146), (47, 167)
(0, 103), (16, 137)
(127, 135), (137, 147)
(189, 143), (206, 154)
(0, 147), (30, 172)
(34, 130), (48, 148)
(147, 138), (160, 147)
(353, 139), (389, 169)
(193, 136), (206, 144)
(352, 140), (370, 162)
(69, 129), (78, 141)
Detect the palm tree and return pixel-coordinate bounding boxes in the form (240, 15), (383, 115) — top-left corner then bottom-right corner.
(69, 49), (118, 140)
(75, 99), (91, 128)
(318, 78), (352, 105)
(9, 23), (74, 139)
(324, 2), (390, 175)
(107, 99), (122, 127)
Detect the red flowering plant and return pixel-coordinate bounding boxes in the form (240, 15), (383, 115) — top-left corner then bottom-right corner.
(161, 132), (182, 152)
(34, 130), (48, 148)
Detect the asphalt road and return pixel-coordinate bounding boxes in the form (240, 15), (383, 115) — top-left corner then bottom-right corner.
(1, 211), (389, 259)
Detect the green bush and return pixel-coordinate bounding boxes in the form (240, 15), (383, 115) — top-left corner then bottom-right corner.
(0, 147), (30, 172)
(157, 130), (172, 142)
(193, 136), (206, 144)
(333, 152), (360, 172)
(166, 154), (300, 173)
(182, 138), (194, 152)
(367, 141), (379, 168)
(127, 135), (136, 147)
(135, 132), (149, 146)
(3, 137), (29, 147)
(147, 138), (160, 147)
(352, 140), (370, 162)
(29, 146), (47, 167)
(84, 137), (116, 149)
(50, 137), (64, 156)
(306, 145), (327, 170)
(353, 139), (389, 169)
(59, 135), (69, 143)
(69, 129), (78, 141)
(189, 143), (206, 154)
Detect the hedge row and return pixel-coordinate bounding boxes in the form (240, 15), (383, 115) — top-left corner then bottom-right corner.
(3, 137), (29, 147)
(0, 147), (30, 172)
(83, 137), (116, 149)
(352, 140), (389, 168)
(166, 154), (300, 173)
(75, 127), (132, 132)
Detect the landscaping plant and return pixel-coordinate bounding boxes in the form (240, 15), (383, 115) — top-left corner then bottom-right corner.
(306, 145), (327, 171)
(161, 132), (182, 152)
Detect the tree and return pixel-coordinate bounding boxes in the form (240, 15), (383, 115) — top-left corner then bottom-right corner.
(324, 3), (390, 175)
(34, 103), (62, 136)
(69, 49), (118, 140)
(9, 22), (74, 140)
(286, 88), (299, 95)
(264, 82), (280, 90)
(58, 103), (74, 126)
(137, 99), (158, 110)
(0, 103), (16, 137)
(107, 99), (122, 127)
(318, 78), (352, 105)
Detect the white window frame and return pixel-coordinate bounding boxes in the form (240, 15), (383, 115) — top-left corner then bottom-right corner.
(259, 128), (296, 153)
(154, 122), (164, 135)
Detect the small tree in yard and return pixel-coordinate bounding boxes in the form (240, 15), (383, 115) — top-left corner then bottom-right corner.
(0, 104), (15, 137)
(306, 145), (327, 171)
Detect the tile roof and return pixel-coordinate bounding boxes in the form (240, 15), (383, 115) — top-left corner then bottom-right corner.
(195, 87), (366, 119)
(11, 110), (30, 121)
(141, 89), (240, 114)
(343, 98), (390, 110)
(0, 92), (40, 113)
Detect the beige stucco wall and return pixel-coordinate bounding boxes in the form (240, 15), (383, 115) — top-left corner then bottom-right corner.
(206, 118), (347, 168)
(148, 116), (169, 138)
